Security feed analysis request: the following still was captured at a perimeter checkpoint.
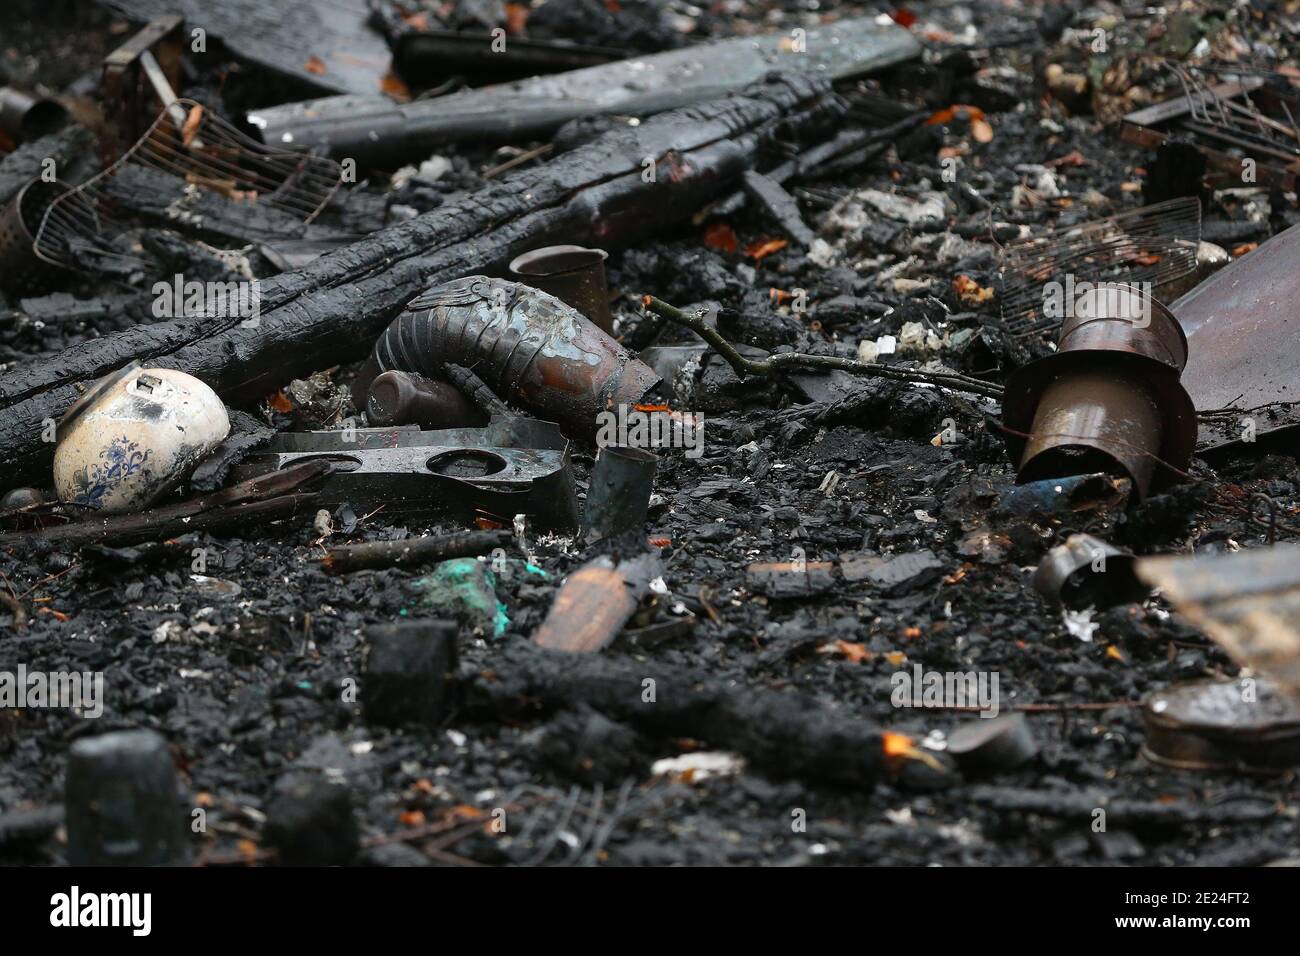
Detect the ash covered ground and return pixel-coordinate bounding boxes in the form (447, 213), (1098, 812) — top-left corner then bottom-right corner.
(2, 0), (1300, 867)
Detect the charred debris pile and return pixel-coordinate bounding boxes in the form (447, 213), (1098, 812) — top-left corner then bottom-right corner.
(2, 0), (1300, 867)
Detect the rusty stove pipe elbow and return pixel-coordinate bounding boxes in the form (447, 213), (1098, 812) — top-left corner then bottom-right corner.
(355, 276), (661, 440)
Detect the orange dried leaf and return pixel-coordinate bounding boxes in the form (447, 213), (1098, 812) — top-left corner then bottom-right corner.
(505, 3), (529, 34)
(267, 390), (294, 413)
(927, 104), (984, 126)
(769, 287), (792, 305)
(305, 55), (327, 76)
(832, 640), (873, 663)
(648, 536), (672, 548)
(1046, 149), (1087, 168)
(891, 8), (918, 27)
(883, 731), (914, 758)
(1232, 242), (1258, 257)
(381, 71), (411, 100)
(746, 238), (788, 260)
(903, 626), (922, 639)
(181, 104), (204, 147)
(1133, 252), (1161, 266)
(703, 221), (738, 253)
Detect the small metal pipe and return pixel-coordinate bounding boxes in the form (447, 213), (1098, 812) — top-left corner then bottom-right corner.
(0, 87), (67, 144)
(583, 444), (658, 542)
(1032, 533), (1148, 610)
(509, 245), (613, 333)
(366, 369), (488, 429)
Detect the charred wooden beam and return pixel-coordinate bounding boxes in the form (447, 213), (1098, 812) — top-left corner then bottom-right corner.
(0, 460), (328, 548)
(0, 75), (842, 484)
(245, 18), (918, 166)
(463, 643), (887, 787)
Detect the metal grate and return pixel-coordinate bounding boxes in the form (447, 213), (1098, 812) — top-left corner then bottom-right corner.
(998, 197), (1201, 337)
(33, 98), (343, 273)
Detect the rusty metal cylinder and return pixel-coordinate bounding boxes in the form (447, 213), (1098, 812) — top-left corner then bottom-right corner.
(1056, 285), (1187, 371)
(509, 245), (613, 333)
(0, 179), (71, 296)
(1017, 367), (1166, 495)
(1004, 281), (1196, 500)
(0, 87), (67, 144)
(366, 369), (488, 429)
(359, 276), (660, 441)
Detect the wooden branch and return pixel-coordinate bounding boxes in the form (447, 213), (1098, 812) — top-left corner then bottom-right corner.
(641, 296), (1005, 400)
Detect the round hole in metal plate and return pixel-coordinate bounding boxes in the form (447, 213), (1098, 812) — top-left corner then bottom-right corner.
(427, 450), (508, 478)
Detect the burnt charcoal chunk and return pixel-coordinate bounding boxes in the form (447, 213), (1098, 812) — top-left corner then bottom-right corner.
(363, 619), (459, 728)
(538, 706), (645, 784)
(65, 730), (185, 866)
(264, 773), (358, 867)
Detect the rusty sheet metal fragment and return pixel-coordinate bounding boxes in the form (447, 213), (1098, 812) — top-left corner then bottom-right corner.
(1142, 678), (1300, 773)
(1173, 222), (1300, 448)
(1138, 544), (1300, 700)
(245, 17), (921, 164)
(533, 553), (662, 652)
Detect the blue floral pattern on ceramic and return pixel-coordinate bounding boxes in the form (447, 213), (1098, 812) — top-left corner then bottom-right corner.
(71, 435), (152, 509)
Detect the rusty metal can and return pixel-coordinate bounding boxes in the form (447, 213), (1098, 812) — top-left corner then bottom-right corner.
(509, 245), (613, 333)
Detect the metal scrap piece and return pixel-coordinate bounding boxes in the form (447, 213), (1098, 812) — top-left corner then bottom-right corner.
(1142, 678), (1300, 773)
(1173, 222), (1300, 446)
(234, 418), (580, 530)
(1033, 534), (1148, 610)
(1002, 284), (1197, 499)
(1137, 544), (1300, 701)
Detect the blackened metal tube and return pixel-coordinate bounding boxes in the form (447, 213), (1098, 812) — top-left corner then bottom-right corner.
(583, 444), (658, 541)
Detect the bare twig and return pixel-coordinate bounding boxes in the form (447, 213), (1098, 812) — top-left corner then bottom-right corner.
(641, 297), (1004, 400)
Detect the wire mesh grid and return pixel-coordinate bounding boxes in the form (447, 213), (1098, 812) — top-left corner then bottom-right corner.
(998, 196), (1201, 337)
(33, 98), (343, 272)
